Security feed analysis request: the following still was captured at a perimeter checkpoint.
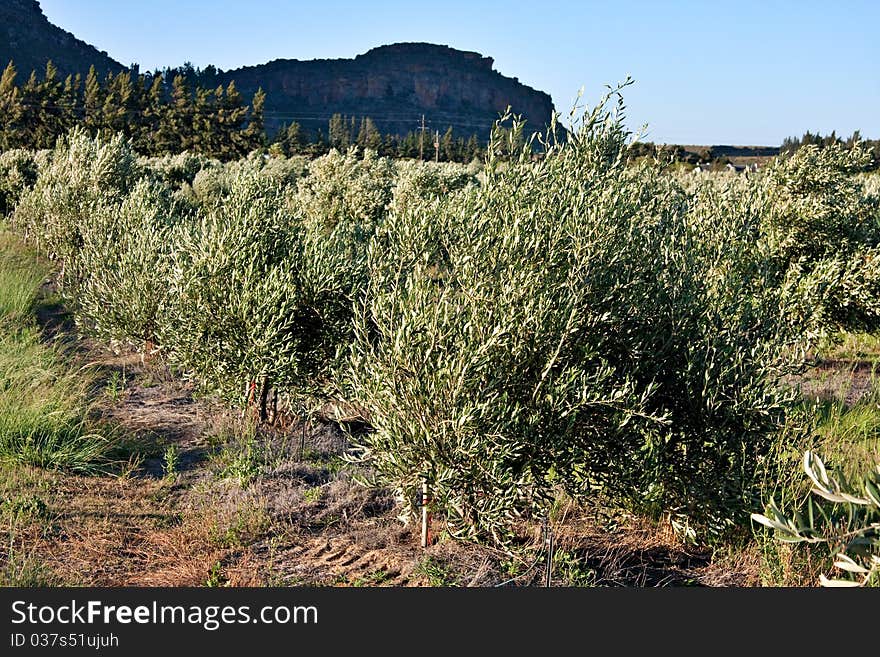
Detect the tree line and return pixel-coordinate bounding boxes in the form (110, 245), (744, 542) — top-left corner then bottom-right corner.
(269, 114), (485, 162)
(0, 59), (488, 163)
(160, 62), (488, 162)
(781, 129), (880, 167)
(0, 60), (266, 160)
(628, 133), (878, 170)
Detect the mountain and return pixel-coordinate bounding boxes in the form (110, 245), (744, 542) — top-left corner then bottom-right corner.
(2, 1), (556, 140)
(215, 43), (557, 139)
(0, 0), (123, 79)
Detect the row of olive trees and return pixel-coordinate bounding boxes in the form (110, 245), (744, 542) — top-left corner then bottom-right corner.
(4, 98), (879, 547)
(7, 128), (475, 422)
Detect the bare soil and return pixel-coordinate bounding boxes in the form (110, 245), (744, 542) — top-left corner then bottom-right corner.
(792, 358), (877, 406)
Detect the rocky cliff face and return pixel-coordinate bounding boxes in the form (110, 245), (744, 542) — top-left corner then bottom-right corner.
(2, 3), (556, 141)
(0, 0), (123, 79)
(220, 43), (557, 139)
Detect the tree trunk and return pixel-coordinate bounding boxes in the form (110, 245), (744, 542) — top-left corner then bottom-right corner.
(258, 375), (270, 424)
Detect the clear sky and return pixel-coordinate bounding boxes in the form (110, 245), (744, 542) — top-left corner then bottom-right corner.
(37, 0), (879, 146)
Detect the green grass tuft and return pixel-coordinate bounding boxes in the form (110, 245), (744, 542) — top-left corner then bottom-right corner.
(0, 229), (113, 473)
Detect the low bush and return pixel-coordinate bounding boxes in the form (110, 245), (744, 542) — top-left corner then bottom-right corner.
(11, 128), (141, 286)
(73, 179), (184, 350)
(347, 90), (795, 543)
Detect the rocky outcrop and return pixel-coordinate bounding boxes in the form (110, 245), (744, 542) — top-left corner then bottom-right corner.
(2, 3), (556, 140)
(219, 43), (557, 138)
(0, 0), (124, 79)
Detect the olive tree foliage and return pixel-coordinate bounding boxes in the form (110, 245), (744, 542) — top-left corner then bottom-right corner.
(388, 160), (477, 218)
(0, 149), (41, 216)
(346, 87), (796, 544)
(189, 151), (308, 209)
(753, 451), (880, 587)
(159, 156), (384, 416)
(73, 179), (185, 350)
(863, 172), (880, 201)
(139, 151), (219, 191)
(296, 147), (395, 231)
(11, 128), (141, 286)
(760, 143), (880, 338)
(8, 130), (181, 350)
(159, 174), (302, 408)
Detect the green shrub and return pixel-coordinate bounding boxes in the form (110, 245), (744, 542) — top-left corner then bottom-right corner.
(189, 152), (306, 208)
(389, 160), (476, 217)
(160, 174), (299, 407)
(11, 128), (141, 285)
(761, 143), (880, 338)
(162, 158), (381, 414)
(140, 151), (218, 190)
(347, 89), (794, 544)
(296, 148), (394, 231)
(0, 149), (40, 216)
(863, 173), (880, 201)
(259, 153), (309, 187)
(74, 178), (183, 350)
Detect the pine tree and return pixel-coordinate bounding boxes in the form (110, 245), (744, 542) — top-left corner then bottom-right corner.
(218, 81), (250, 158)
(328, 113), (348, 150)
(467, 134), (482, 161)
(440, 126), (454, 161)
(83, 65), (104, 136)
(454, 136), (467, 162)
(0, 61), (22, 149)
(16, 70), (42, 148)
(241, 86), (265, 155)
(357, 116), (382, 151)
(312, 127), (328, 155)
(128, 73), (151, 152)
(285, 122), (302, 153)
(142, 73), (164, 154)
(59, 73), (81, 137)
(159, 74), (193, 152)
(272, 121), (302, 156)
(102, 70), (134, 139)
(191, 85), (216, 155)
(29, 61), (63, 148)
(382, 133), (397, 158)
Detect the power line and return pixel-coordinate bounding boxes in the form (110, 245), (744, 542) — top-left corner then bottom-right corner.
(5, 103), (499, 131)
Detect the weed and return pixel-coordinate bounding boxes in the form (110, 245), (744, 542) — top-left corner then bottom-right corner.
(552, 549), (596, 587)
(205, 561), (227, 587)
(162, 444), (179, 481)
(208, 501), (271, 549)
(0, 494), (48, 522)
(348, 569), (392, 587)
(302, 486), (323, 504)
(105, 368), (127, 402)
(414, 556), (458, 587)
(211, 423), (264, 486)
(0, 550), (58, 586)
(117, 453), (144, 480)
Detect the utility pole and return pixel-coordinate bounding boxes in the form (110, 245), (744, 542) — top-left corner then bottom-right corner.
(434, 130), (440, 163)
(419, 114), (426, 161)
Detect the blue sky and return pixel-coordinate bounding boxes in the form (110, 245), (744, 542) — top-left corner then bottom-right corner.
(38, 0), (879, 146)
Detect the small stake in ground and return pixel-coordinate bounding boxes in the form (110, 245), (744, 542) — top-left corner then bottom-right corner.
(544, 521), (554, 587)
(421, 481), (431, 548)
